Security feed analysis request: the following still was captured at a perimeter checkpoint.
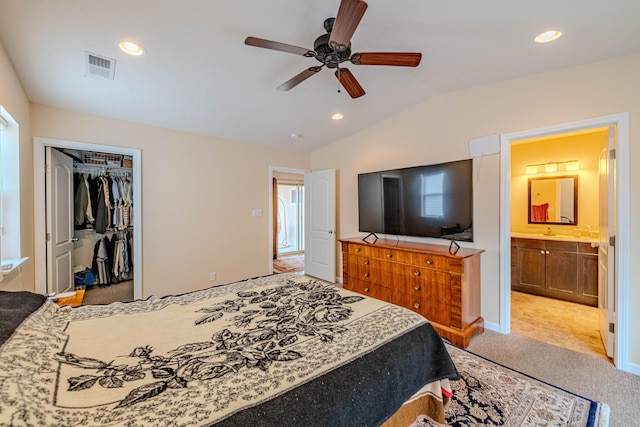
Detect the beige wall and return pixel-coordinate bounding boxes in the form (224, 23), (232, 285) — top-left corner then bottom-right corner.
(29, 104), (310, 297)
(511, 130), (608, 232)
(311, 53), (640, 369)
(0, 41), (33, 291)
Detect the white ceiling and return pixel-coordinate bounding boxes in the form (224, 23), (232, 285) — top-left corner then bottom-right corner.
(1, 0), (639, 152)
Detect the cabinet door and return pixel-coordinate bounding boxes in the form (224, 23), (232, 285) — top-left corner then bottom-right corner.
(577, 253), (598, 306)
(515, 246), (546, 292)
(545, 250), (578, 297)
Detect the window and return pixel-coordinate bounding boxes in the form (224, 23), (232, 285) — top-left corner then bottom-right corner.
(0, 106), (23, 280)
(421, 172), (444, 218)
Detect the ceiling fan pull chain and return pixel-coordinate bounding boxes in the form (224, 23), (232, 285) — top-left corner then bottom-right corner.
(336, 65), (341, 93)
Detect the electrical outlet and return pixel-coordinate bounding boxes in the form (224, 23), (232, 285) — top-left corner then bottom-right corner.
(209, 272), (216, 281)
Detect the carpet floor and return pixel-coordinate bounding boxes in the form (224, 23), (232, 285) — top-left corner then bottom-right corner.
(416, 343), (609, 426)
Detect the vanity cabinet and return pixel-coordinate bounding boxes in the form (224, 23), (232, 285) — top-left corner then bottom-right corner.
(511, 238), (597, 306)
(339, 237), (485, 348)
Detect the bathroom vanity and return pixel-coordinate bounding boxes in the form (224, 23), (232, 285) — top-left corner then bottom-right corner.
(511, 235), (598, 306)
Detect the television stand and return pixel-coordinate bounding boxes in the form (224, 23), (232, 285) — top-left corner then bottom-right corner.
(339, 237), (485, 348)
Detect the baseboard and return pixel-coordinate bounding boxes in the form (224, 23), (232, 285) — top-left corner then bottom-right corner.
(483, 320), (501, 333)
(626, 361), (640, 376)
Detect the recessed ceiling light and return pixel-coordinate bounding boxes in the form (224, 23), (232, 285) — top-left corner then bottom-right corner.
(332, 113), (344, 120)
(119, 40), (144, 56)
(534, 30), (562, 43)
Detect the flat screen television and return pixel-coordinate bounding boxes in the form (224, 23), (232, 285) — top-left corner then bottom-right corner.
(358, 159), (473, 242)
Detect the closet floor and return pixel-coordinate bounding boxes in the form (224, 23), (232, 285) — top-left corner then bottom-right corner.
(82, 280), (134, 305)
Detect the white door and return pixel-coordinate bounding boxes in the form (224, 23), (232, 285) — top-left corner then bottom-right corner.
(46, 147), (75, 294)
(304, 169), (336, 282)
(598, 126), (616, 358)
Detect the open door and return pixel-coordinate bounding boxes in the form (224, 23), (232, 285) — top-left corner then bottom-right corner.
(45, 147), (75, 294)
(598, 126), (616, 358)
(304, 169), (336, 282)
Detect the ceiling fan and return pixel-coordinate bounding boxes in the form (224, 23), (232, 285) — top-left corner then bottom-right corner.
(244, 0), (422, 99)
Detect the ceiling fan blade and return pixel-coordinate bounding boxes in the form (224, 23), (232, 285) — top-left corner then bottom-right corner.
(329, 0), (368, 52)
(335, 68), (365, 98)
(351, 52), (422, 67)
(277, 67), (323, 91)
(245, 36), (315, 57)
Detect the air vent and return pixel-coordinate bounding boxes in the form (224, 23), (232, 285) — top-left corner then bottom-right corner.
(84, 51), (116, 79)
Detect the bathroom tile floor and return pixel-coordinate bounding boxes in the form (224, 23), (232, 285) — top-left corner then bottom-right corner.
(511, 291), (611, 362)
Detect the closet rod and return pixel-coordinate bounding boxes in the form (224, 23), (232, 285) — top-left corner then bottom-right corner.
(73, 164), (132, 177)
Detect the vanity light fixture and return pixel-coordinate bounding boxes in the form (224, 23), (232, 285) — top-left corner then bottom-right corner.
(525, 159), (579, 174)
(535, 29), (562, 43)
(565, 160), (580, 171)
(119, 40), (145, 56)
(525, 165), (538, 175)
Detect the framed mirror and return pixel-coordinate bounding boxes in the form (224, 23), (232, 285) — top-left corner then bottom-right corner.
(528, 175), (578, 224)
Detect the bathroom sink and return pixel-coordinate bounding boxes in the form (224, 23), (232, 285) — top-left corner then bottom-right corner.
(511, 232), (598, 243)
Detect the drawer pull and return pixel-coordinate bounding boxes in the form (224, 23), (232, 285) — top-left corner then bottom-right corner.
(355, 247), (361, 252)
(364, 287), (370, 293)
(386, 253), (393, 258)
(363, 272), (370, 278)
(426, 259), (433, 265)
(364, 260), (370, 265)
(413, 271), (420, 277)
(414, 285), (421, 291)
(413, 302), (420, 309)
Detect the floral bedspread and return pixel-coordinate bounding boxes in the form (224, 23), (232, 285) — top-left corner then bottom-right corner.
(0, 273), (457, 426)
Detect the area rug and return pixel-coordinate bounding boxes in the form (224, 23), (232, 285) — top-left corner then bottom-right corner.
(414, 344), (609, 427)
(273, 254), (305, 273)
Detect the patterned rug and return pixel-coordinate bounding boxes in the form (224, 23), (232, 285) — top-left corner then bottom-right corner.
(414, 344), (609, 427)
(273, 254), (304, 273)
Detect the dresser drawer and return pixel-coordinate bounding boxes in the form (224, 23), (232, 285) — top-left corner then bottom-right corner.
(347, 279), (392, 303)
(348, 244), (411, 263)
(411, 253), (455, 272)
(394, 291), (450, 325)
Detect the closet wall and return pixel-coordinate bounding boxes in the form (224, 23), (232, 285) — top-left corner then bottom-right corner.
(67, 149), (134, 287)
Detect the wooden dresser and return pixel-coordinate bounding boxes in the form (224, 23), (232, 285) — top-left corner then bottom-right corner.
(339, 237), (485, 348)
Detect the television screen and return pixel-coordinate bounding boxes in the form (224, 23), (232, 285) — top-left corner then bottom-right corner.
(358, 159), (473, 242)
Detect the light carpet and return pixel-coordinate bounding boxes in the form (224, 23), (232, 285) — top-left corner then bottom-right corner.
(415, 344), (609, 427)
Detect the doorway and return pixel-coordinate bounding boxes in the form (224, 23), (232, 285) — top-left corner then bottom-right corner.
(499, 113), (631, 371)
(33, 137), (142, 301)
(269, 167), (308, 275)
(276, 180), (304, 256)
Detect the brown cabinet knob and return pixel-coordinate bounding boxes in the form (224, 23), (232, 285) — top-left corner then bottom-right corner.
(364, 259), (369, 265)
(413, 302), (420, 309)
(363, 272), (370, 278)
(414, 271), (420, 277)
(386, 253), (393, 258)
(414, 285), (421, 291)
(364, 287), (370, 293)
(355, 247), (361, 252)
(426, 259), (433, 265)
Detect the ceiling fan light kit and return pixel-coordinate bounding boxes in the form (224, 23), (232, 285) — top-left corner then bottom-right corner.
(244, 0), (422, 99)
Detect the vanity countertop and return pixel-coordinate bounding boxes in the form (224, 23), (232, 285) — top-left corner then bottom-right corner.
(510, 232), (598, 244)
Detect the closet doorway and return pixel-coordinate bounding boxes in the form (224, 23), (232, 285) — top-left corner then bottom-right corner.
(34, 137), (142, 302)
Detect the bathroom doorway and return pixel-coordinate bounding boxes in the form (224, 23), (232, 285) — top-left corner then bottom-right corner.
(500, 113), (630, 371)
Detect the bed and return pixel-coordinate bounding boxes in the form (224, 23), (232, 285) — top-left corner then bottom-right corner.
(0, 273), (458, 426)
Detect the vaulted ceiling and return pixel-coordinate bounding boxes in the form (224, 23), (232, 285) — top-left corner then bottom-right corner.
(1, 0), (639, 151)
